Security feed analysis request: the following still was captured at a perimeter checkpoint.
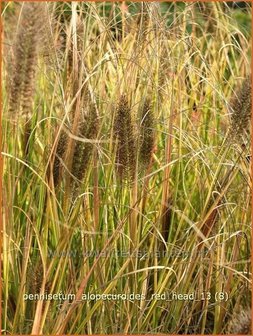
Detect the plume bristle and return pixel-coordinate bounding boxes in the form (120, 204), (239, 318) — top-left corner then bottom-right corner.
(113, 94), (136, 181)
(139, 98), (155, 168)
(229, 75), (251, 145)
(71, 105), (99, 192)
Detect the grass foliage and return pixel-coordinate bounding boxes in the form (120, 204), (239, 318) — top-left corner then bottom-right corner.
(2, 1), (252, 334)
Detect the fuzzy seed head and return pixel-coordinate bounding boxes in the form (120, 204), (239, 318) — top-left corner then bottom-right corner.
(113, 95), (136, 181)
(8, 3), (47, 121)
(71, 106), (99, 192)
(53, 130), (68, 187)
(27, 257), (50, 295)
(227, 307), (252, 335)
(139, 99), (155, 168)
(229, 75), (252, 145)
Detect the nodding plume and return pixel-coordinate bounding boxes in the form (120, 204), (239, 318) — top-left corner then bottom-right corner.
(113, 94), (136, 181)
(139, 98), (155, 168)
(229, 75), (251, 145)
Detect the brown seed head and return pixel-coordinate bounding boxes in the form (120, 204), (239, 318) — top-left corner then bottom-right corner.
(227, 307), (251, 335)
(71, 105), (99, 192)
(8, 3), (47, 121)
(139, 98), (155, 168)
(229, 75), (251, 145)
(113, 95), (136, 181)
(53, 129), (68, 188)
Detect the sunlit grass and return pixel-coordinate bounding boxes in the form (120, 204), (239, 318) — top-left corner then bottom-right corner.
(2, 1), (251, 334)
